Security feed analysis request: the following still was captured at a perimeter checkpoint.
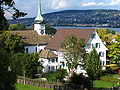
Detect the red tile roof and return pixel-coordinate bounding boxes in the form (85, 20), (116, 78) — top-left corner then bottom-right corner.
(45, 28), (95, 50)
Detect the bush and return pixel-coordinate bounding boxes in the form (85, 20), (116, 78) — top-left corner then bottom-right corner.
(68, 73), (92, 90)
(43, 69), (68, 82)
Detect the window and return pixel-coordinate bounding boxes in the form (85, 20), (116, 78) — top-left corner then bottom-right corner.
(48, 66), (50, 70)
(87, 43), (91, 49)
(91, 34), (95, 39)
(51, 59), (55, 63)
(96, 43), (100, 48)
(92, 44), (94, 48)
(56, 58), (58, 62)
(51, 66), (55, 71)
(26, 48), (28, 53)
(48, 59), (50, 63)
(56, 66), (58, 69)
(101, 61), (105, 65)
(62, 62), (65, 67)
(35, 47), (37, 52)
(99, 52), (104, 57)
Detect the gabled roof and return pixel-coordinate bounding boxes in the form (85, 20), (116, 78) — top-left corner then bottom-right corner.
(45, 28), (95, 50)
(9, 30), (51, 45)
(39, 50), (58, 59)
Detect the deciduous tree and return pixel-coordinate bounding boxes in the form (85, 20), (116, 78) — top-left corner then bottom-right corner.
(0, 0), (27, 30)
(61, 35), (85, 74)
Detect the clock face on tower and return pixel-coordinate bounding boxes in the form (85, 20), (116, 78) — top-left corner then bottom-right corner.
(41, 30), (44, 34)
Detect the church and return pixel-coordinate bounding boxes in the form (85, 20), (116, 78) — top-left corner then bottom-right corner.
(9, 1), (108, 73)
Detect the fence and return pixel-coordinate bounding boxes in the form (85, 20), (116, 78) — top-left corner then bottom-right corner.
(17, 76), (83, 90)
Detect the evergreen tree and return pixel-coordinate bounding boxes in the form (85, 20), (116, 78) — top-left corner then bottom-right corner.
(83, 49), (102, 85)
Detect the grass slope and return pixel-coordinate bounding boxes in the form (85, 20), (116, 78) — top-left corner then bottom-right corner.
(94, 80), (119, 88)
(16, 83), (52, 90)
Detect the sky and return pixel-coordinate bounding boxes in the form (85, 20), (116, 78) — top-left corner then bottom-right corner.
(5, 0), (120, 19)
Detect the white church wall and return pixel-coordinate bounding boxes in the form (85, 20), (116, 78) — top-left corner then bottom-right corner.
(25, 45), (46, 53)
(34, 24), (45, 35)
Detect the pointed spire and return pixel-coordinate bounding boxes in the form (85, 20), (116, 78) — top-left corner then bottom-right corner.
(35, 0), (44, 23)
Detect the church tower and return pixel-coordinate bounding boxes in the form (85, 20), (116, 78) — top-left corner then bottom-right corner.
(34, 1), (46, 35)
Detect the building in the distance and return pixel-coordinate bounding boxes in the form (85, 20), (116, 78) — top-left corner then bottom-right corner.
(9, 1), (108, 73)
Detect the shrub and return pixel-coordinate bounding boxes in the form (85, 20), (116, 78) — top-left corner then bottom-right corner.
(43, 69), (68, 82)
(68, 73), (92, 90)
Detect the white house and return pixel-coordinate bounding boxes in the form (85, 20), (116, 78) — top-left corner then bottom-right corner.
(9, 1), (108, 73)
(45, 28), (108, 73)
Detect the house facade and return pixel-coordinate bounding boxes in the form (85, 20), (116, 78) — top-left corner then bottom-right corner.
(45, 28), (108, 73)
(9, 1), (108, 73)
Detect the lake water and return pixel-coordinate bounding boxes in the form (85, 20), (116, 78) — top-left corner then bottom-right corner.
(54, 26), (120, 34)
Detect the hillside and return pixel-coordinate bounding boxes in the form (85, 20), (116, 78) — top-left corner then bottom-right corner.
(8, 9), (120, 27)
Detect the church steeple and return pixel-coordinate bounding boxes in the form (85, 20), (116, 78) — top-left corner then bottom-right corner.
(35, 1), (44, 23)
(34, 0), (46, 35)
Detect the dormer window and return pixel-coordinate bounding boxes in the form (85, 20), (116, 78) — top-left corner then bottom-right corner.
(91, 34), (95, 39)
(87, 43), (91, 49)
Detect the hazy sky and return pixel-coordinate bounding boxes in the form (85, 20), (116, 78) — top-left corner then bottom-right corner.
(5, 0), (120, 19)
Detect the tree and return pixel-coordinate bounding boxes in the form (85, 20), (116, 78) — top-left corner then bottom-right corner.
(10, 53), (39, 78)
(108, 35), (120, 63)
(45, 24), (57, 35)
(8, 24), (26, 30)
(0, 31), (24, 54)
(0, 48), (16, 90)
(83, 49), (102, 85)
(68, 73), (92, 90)
(0, 0), (27, 30)
(61, 35), (85, 74)
(44, 69), (68, 82)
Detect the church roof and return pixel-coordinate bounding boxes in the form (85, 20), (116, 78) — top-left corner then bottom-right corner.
(45, 28), (95, 50)
(9, 30), (51, 45)
(39, 50), (58, 59)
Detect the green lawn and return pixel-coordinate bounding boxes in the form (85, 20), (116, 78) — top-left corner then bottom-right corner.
(16, 83), (53, 90)
(94, 80), (119, 88)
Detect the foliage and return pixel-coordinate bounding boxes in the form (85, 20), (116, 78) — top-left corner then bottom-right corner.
(44, 69), (68, 82)
(8, 24), (26, 30)
(0, 0), (27, 31)
(61, 35), (85, 73)
(96, 28), (113, 45)
(68, 73), (92, 90)
(83, 49), (102, 80)
(0, 31), (24, 53)
(45, 24), (57, 35)
(0, 48), (16, 90)
(108, 34), (120, 62)
(0, 10), (8, 30)
(10, 53), (39, 78)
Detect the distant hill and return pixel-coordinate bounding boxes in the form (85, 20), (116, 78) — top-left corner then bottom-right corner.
(8, 9), (120, 27)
